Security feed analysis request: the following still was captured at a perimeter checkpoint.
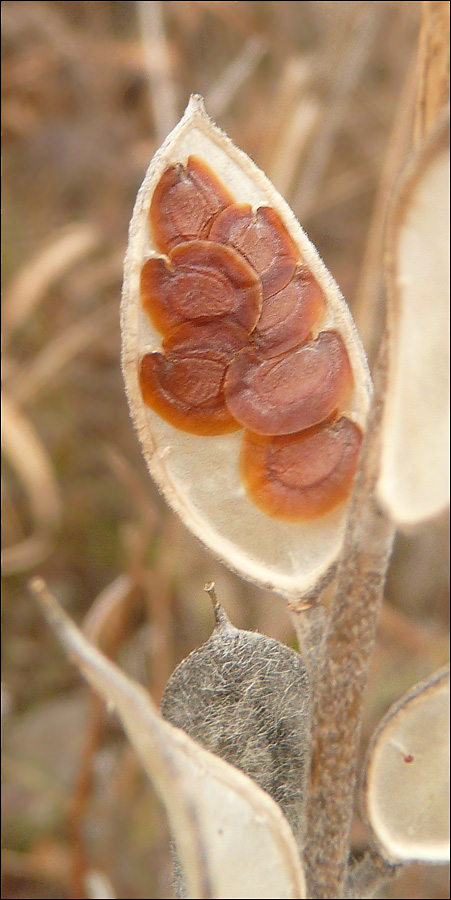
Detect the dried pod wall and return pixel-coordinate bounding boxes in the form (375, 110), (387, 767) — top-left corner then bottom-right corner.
(122, 96), (372, 599)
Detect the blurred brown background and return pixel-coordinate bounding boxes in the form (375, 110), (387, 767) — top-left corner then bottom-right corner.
(2, 2), (449, 898)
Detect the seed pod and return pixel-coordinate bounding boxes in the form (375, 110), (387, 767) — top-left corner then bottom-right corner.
(378, 109), (450, 527)
(122, 95), (371, 598)
(161, 597), (311, 851)
(363, 667), (450, 864)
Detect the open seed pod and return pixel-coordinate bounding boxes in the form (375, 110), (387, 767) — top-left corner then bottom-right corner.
(122, 95), (371, 599)
(363, 667), (450, 864)
(378, 108), (450, 528)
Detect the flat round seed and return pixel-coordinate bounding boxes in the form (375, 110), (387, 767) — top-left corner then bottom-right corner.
(254, 266), (325, 356)
(149, 155), (234, 254)
(141, 240), (262, 336)
(209, 204), (299, 298)
(139, 322), (246, 435)
(224, 331), (354, 435)
(240, 417), (363, 521)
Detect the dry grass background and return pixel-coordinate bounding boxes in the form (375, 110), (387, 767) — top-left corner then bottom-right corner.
(1, 2), (449, 898)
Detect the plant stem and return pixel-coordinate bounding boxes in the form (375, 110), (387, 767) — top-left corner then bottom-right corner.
(414, 1), (450, 147)
(303, 336), (396, 899)
(288, 601), (329, 695)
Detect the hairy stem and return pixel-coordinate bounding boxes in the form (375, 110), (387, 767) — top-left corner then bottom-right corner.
(288, 601), (328, 693)
(303, 335), (396, 899)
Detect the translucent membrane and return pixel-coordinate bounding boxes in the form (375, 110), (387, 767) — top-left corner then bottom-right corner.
(122, 97), (372, 595)
(378, 114), (450, 527)
(365, 668), (450, 863)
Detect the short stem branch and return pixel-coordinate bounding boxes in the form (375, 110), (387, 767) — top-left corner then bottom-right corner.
(345, 848), (402, 899)
(288, 601), (329, 692)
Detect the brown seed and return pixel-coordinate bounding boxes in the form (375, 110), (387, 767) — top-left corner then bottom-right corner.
(240, 418), (363, 521)
(209, 204), (299, 298)
(254, 266), (325, 356)
(149, 155), (234, 254)
(141, 240), (262, 336)
(225, 331), (354, 435)
(139, 322), (246, 435)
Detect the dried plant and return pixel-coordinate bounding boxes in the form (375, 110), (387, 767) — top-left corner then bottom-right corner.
(16, 2), (449, 899)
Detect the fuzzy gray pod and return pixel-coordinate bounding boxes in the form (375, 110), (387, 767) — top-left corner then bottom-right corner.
(161, 602), (311, 853)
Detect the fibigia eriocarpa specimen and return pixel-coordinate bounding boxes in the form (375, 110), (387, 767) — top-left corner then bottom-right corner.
(121, 95), (372, 600)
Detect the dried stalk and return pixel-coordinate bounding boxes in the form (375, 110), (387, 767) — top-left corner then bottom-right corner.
(291, 4), (380, 220)
(7, 301), (118, 406)
(303, 333), (396, 899)
(414, 0), (450, 146)
(2, 224), (99, 340)
(352, 59), (417, 363)
(1, 394), (62, 574)
(205, 35), (267, 119)
(136, 0), (178, 143)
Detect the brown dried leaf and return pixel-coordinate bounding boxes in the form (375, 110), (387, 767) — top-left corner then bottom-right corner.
(2, 394), (62, 573)
(7, 301), (118, 406)
(3, 224), (100, 340)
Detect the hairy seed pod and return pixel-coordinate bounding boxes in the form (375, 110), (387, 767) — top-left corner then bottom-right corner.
(161, 597), (311, 851)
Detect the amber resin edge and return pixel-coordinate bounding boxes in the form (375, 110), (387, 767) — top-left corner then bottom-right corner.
(121, 95), (373, 598)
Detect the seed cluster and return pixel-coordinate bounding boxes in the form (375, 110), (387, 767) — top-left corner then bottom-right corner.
(139, 155), (362, 521)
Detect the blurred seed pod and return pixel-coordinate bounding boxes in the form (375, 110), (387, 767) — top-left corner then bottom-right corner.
(378, 107), (450, 528)
(363, 666), (450, 864)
